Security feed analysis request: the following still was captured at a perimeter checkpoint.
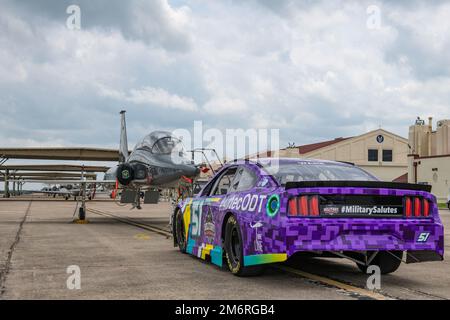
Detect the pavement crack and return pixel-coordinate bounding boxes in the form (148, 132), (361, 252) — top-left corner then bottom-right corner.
(400, 287), (448, 300)
(0, 201), (32, 297)
(274, 265), (396, 300)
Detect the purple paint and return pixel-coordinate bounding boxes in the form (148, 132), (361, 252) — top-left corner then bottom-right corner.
(176, 158), (444, 268)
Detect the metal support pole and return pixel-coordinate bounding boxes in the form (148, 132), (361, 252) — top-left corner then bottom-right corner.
(4, 169), (10, 198)
(12, 177), (16, 197)
(0, 156), (8, 166)
(79, 165), (87, 221)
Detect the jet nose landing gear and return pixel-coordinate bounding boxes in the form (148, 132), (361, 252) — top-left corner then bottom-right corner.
(73, 206), (89, 224)
(79, 207), (85, 220)
(73, 180), (89, 224)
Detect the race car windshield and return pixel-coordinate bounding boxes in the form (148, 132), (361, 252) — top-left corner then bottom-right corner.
(264, 161), (377, 185)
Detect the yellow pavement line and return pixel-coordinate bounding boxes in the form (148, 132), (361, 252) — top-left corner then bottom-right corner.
(87, 208), (172, 238)
(87, 208), (389, 300)
(275, 265), (392, 300)
(134, 233), (151, 240)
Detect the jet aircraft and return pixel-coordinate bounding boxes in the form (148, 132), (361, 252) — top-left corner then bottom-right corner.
(13, 110), (201, 217)
(105, 111), (200, 209)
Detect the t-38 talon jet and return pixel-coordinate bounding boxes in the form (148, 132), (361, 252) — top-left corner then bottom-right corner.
(39, 183), (96, 201)
(109, 110), (200, 209)
(11, 110), (201, 219)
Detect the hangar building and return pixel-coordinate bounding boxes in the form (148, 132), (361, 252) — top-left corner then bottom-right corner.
(251, 128), (409, 182)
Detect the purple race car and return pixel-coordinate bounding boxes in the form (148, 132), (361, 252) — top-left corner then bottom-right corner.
(172, 158), (444, 276)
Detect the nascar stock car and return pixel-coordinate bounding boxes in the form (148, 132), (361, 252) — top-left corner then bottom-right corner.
(171, 158), (444, 276)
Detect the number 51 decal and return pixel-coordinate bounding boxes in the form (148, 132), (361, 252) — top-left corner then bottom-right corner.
(190, 200), (204, 239)
(417, 232), (430, 242)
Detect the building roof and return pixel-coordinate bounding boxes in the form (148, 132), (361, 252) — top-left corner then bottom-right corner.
(297, 137), (351, 154)
(294, 128), (407, 155)
(247, 128), (407, 160)
(392, 173), (408, 183)
(229, 157), (356, 168)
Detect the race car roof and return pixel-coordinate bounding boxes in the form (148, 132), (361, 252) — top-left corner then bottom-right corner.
(231, 157), (355, 167)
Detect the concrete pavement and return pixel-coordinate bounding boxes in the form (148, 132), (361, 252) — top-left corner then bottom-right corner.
(0, 199), (448, 300)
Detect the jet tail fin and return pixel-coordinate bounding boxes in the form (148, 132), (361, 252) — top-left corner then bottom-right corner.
(119, 110), (129, 163)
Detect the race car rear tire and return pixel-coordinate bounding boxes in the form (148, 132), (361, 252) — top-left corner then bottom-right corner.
(357, 251), (402, 275)
(224, 215), (264, 277)
(175, 209), (187, 253)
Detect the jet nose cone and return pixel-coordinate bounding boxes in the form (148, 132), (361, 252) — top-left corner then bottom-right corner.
(185, 165), (200, 177)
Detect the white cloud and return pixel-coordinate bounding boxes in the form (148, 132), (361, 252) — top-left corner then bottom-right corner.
(130, 0), (192, 50)
(0, 0), (449, 152)
(99, 85), (198, 111)
(203, 96), (247, 115)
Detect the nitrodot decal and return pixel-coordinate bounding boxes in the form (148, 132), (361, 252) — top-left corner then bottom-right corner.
(220, 194), (267, 212)
(341, 206), (398, 215)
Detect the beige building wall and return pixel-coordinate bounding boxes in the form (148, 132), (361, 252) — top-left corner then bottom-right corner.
(300, 129), (408, 181)
(436, 120), (450, 155)
(248, 129), (408, 182)
(408, 118), (450, 158)
(408, 118), (450, 202)
(408, 121), (432, 157)
(413, 156), (450, 202)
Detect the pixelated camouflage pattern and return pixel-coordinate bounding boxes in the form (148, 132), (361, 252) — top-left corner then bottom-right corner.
(177, 161), (444, 267)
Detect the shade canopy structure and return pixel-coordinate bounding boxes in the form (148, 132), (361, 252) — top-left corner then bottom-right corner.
(1, 165), (103, 197)
(0, 164), (110, 172)
(0, 177), (96, 182)
(0, 148), (123, 161)
(3, 172), (97, 179)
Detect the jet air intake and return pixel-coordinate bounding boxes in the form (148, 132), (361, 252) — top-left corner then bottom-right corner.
(116, 163), (134, 185)
(116, 163), (148, 185)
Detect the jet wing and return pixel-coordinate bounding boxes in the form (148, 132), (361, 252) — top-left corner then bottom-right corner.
(38, 190), (68, 195)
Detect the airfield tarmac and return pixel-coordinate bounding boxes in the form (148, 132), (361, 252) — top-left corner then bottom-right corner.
(0, 198), (449, 300)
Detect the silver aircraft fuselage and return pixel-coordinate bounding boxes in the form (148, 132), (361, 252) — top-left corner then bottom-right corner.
(114, 131), (199, 189)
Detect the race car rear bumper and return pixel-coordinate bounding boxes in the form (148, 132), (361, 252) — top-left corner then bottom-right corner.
(283, 218), (444, 260)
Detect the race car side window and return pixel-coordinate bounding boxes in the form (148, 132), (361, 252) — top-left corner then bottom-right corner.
(200, 168), (233, 197)
(229, 166), (257, 192)
(210, 167), (238, 196)
(200, 179), (215, 197)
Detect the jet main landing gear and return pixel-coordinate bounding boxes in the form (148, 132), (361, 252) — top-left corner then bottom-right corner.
(79, 207), (86, 220)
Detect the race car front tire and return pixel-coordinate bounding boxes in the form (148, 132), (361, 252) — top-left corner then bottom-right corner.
(175, 209), (187, 253)
(356, 251), (402, 275)
(224, 215), (264, 277)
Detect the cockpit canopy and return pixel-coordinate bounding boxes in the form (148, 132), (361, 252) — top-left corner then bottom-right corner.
(133, 131), (186, 156)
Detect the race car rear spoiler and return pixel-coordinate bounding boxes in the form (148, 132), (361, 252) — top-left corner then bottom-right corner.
(284, 180), (432, 192)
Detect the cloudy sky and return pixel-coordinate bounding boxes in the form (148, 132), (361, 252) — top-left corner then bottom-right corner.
(1, 0), (450, 157)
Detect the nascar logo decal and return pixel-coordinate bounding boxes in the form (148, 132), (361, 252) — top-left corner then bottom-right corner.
(323, 207), (339, 215)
